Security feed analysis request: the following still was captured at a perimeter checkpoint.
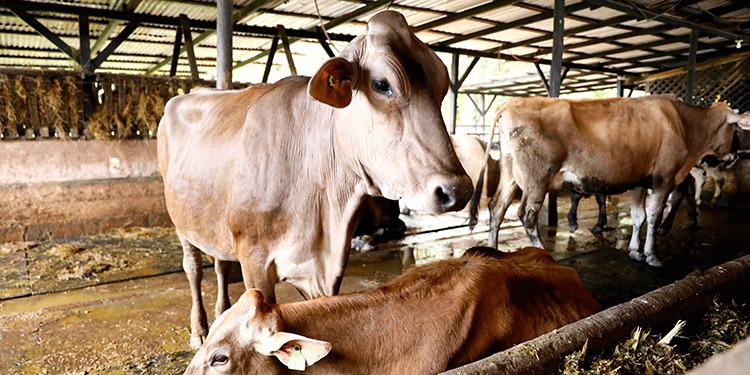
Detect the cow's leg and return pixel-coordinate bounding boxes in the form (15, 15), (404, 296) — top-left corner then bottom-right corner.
(660, 180), (688, 235)
(567, 191), (582, 233)
(692, 168), (706, 206)
(178, 234), (208, 350)
(520, 190), (546, 248)
(488, 180), (519, 248)
(214, 259), (232, 318)
(592, 194), (607, 234)
(628, 188), (647, 262)
(643, 188), (671, 267)
(686, 177), (699, 229)
(708, 168), (723, 207)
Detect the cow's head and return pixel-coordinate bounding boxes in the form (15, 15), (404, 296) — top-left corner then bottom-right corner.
(710, 102), (750, 155)
(184, 290), (331, 375)
(307, 11), (472, 213)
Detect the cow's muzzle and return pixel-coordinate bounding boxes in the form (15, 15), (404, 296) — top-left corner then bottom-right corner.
(430, 174), (473, 212)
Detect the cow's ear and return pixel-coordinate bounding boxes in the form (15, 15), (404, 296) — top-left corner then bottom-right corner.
(308, 57), (355, 108)
(255, 332), (332, 370)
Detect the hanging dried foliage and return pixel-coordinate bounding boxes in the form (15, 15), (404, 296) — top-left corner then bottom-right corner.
(45, 79), (66, 139)
(0, 75), (15, 137)
(64, 76), (80, 137)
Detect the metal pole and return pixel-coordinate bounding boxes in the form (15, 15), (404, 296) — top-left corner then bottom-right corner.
(616, 78), (624, 97)
(216, 0), (232, 89)
(448, 53), (459, 134)
(685, 29), (699, 104)
(549, 0), (564, 98)
(544, 0), (564, 227)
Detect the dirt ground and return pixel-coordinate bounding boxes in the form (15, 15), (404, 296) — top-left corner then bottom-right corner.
(2, 194), (750, 374)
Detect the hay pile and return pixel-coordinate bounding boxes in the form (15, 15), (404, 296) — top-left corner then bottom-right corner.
(561, 298), (750, 375)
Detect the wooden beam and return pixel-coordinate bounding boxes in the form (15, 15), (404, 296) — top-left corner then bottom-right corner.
(277, 25), (296, 76)
(91, 21), (139, 69)
(169, 26), (182, 77)
(8, 6), (78, 61)
(144, 0), (283, 75)
(439, 2), (589, 47)
(179, 14), (200, 81)
(79, 14), (91, 73)
(584, 0), (750, 42)
(318, 37), (335, 58)
(262, 34), (280, 83)
(412, 0), (518, 32)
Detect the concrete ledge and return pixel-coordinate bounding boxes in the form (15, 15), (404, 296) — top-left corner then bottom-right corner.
(0, 177), (170, 242)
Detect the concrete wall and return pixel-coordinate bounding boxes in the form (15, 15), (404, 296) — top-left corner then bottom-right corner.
(0, 140), (169, 242)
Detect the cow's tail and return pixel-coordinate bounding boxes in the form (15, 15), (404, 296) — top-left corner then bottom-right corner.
(469, 102), (508, 229)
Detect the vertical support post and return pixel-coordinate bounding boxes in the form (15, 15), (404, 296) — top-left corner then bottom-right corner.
(447, 53), (459, 134)
(685, 29), (699, 105)
(79, 14), (95, 123)
(180, 14), (200, 81)
(545, 0), (565, 228)
(616, 77), (625, 98)
(216, 0), (233, 89)
(170, 26), (183, 77)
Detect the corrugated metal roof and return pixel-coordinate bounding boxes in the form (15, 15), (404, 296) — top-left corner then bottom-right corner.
(0, 0), (747, 95)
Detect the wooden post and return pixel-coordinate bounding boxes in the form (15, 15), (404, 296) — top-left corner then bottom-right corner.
(277, 25), (297, 76)
(685, 30), (699, 104)
(170, 26), (183, 77)
(262, 34), (280, 83)
(179, 14), (200, 81)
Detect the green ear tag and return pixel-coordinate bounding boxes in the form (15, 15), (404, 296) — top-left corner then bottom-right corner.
(288, 345), (306, 371)
(328, 75), (336, 88)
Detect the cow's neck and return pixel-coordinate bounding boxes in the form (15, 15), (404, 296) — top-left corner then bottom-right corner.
(677, 103), (724, 178)
(275, 92), (369, 296)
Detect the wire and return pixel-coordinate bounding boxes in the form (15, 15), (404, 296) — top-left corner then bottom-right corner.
(314, 0), (341, 55)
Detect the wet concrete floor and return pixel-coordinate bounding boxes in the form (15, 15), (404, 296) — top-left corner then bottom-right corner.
(2, 194), (750, 374)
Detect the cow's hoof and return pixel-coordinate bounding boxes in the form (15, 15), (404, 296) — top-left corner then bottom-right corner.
(590, 225), (604, 234)
(629, 251), (645, 262)
(189, 334), (205, 350)
(569, 225), (578, 233)
(646, 256), (664, 268)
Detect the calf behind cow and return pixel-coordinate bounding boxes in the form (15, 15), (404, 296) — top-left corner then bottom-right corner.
(158, 11), (472, 348)
(184, 247), (599, 374)
(478, 96), (748, 267)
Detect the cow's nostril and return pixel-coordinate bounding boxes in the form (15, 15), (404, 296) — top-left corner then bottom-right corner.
(435, 185), (457, 211)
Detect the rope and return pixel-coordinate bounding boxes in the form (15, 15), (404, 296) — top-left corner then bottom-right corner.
(313, 0), (341, 55)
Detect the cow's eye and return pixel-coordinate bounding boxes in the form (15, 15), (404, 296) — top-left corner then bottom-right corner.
(210, 352), (229, 367)
(372, 79), (393, 97)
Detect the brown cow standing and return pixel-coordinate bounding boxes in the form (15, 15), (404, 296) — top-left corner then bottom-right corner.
(158, 11), (472, 349)
(184, 247), (599, 374)
(481, 96), (748, 267)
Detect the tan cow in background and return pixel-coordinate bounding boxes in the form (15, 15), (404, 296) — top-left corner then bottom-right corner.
(184, 247), (599, 374)
(158, 11), (472, 349)
(481, 96), (748, 267)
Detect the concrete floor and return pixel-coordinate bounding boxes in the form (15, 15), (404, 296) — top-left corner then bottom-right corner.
(2, 194), (750, 374)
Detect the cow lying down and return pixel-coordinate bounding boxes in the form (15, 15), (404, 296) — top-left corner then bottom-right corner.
(184, 247), (599, 374)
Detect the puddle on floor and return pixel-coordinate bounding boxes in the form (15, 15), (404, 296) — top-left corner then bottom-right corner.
(2, 194), (750, 373)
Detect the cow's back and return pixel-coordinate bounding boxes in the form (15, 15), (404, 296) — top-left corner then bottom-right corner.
(448, 248), (599, 366)
(156, 82), (288, 259)
(501, 96), (686, 191)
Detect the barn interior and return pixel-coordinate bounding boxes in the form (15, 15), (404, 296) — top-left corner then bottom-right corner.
(1, 1), (750, 374)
